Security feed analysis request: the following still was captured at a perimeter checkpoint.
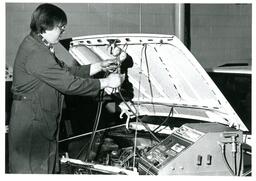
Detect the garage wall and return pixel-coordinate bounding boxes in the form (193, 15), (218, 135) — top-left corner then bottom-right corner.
(6, 3), (251, 69)
(6, 3), (176, 67)
(190, 4), (251, 68)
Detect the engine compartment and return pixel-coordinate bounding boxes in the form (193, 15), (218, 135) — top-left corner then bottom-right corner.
(59, 116), (251, 176)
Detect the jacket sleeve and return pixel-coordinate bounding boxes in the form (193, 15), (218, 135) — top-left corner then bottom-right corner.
(25, 48), (101, 96)
(68, 64), (91, 78)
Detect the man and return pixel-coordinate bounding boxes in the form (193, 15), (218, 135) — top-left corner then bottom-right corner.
(8, 3), (124, 173)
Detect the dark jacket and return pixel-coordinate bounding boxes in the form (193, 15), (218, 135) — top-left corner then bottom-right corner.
(8, 32), (100, 173)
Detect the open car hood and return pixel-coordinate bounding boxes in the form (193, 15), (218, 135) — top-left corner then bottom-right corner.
(60, 34), (248, 131)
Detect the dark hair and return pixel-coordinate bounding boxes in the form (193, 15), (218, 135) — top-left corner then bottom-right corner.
(30, 3), (67, 33)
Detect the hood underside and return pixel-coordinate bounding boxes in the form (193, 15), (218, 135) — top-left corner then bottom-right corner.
(60, 34), (248, 131)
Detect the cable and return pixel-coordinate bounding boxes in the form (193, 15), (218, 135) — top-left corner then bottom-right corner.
(75, 142), (89, 159)
(152, 107), (173, 133)
(132, 112), (139, 169)
(237, 143), (242, 176)
(59, 124), (125, 143)
(85, 90), (104, 161)
(218, 143), (235, 176)
(143, 44), (155, 114)
(155, 125), (168, 134)
(233, 149), (237, 176)
(84, 70), (110, 161)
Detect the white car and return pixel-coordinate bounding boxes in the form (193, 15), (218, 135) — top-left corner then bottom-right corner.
(58, 34), (251, 176)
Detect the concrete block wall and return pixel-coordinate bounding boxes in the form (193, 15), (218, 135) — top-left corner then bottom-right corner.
(6, 3), (176, 67)
(6, 3), (36, 68)
(190, 4), (251, 68)
(6, 3), (251, 69)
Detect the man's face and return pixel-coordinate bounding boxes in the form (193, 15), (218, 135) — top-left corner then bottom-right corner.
(44, 25), (66, 44)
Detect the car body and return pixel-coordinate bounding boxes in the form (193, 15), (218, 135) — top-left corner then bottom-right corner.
(58, 34), (251, 176)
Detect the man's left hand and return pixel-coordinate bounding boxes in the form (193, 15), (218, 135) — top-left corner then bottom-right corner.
(101, 59), (118, 72)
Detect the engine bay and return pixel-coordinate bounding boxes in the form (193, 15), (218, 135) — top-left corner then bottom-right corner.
(59, 116), (251, 176)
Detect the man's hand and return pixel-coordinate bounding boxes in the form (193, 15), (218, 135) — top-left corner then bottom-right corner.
(100, 73), (125, 89)
(90, 59), (118, 76)
(101, 59), (118, 72)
